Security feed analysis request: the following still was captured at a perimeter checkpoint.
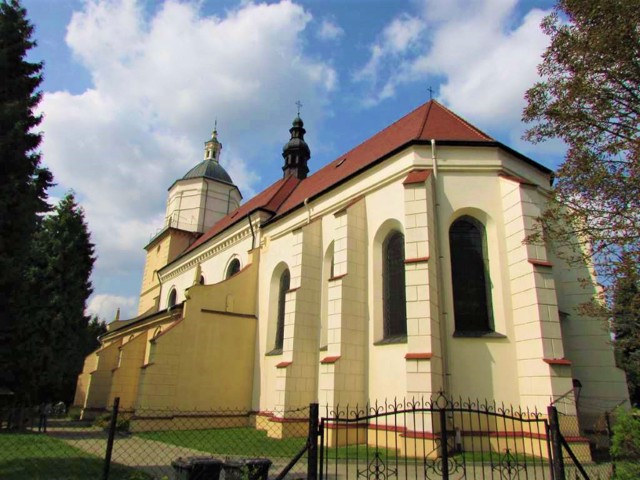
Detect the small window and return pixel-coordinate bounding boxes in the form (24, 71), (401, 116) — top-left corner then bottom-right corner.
(199, 275), (205, 285)
(449, 216), (494, 334)
(274, 269), (290, 351)
(382, 231), (407, 339)
(168, 288), (177, 309)
(226, 258), (241, 279)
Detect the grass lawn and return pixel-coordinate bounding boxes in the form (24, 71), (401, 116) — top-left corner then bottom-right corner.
(138, 427), (399, 460)
(138, 427), (306, 458)
(0, 431), (150, 480)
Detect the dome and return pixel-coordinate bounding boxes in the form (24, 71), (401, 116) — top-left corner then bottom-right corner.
(182, 159), (233, 184)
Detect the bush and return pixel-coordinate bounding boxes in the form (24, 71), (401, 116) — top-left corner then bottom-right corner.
(93, 413), (130, 433)
(611, 408), (640, 480)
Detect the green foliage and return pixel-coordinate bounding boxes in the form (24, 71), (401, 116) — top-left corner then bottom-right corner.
(522, 0), (640, 283)
(0, 0), (53, 402)
(611, 408), (640, 479)
(93, 413), (130, 433)
(613, 261), (640, 404)
(20, 193), (96, 404)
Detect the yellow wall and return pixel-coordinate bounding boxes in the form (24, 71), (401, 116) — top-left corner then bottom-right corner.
(136, 249), (260, 411)
(73, 349), (99, 407)
(109, 333), (147, 410)
(83, 340), (120, 413)
(139, 229), (197, 315)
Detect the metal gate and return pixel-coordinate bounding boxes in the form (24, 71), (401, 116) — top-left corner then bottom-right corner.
(318, 395), (554, 479)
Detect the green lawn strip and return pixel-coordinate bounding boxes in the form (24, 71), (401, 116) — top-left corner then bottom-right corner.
(138, 427), (307, 458)
(0, 431), (150, 480)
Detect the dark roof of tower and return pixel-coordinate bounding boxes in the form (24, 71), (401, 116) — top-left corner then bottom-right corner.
(181, 159), (234, 185)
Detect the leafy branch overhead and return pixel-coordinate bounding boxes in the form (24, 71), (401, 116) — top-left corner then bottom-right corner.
(522, 0), (639, 282)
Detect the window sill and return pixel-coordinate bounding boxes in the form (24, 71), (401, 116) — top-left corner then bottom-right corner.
(453, 331), (506, 339)
(266, 348), (283, 356)
(374, 335), (408, 346)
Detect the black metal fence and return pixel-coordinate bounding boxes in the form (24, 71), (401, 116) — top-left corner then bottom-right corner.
(317, 396), (615, 480)
(0, 400), (310, 479)
(0, 396), (628, 480)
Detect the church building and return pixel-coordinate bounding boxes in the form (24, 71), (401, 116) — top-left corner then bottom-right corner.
(74, 100), (628, 434)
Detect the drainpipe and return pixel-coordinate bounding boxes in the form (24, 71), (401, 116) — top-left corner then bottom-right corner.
(304, 198), (311, 224)
(247, 213), (256, 250)
(432, 139), (450, 394)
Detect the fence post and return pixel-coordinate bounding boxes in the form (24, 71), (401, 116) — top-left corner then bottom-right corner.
(307, 403), (319, 480)
(102, 397), (120, 480)
(439, 408), (449, 480)
(547, 405), (565, 480)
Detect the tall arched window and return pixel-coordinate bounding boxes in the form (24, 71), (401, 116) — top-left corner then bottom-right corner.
(226, 258), (241, 279)
(274, 269), (290, 351)
(383, 231), (407, 339)
(449, 216), (494, 334)
(168, 288), (177, 309)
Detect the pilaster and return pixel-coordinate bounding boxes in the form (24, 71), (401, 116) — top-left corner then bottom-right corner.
(500, 177), (574, 412)
(319, 199), (368, 408)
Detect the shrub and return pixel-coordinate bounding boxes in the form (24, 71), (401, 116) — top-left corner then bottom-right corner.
(93, 413), (130, 433)
(611, 408), (640, 480)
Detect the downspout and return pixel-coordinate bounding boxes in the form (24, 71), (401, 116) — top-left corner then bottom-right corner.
(432, 139), (450, 394)
(247, 213), (256, 250)
(226, 189), (232, 214)
(304, 198), (311, 224)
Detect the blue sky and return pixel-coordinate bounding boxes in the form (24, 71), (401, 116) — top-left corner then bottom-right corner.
(22, 0), (563, 320)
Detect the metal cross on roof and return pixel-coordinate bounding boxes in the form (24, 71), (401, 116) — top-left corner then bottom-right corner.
(428, 86), (434, 100)
(295, 100), (303, 116)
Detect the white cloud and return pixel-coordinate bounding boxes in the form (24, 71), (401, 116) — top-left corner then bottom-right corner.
(39, 0), (336, 309)
(317, 18), (344, 41)
(354, 13), (425, 95)
(354, 0), (551, 130)
(88, 294), (138, 321)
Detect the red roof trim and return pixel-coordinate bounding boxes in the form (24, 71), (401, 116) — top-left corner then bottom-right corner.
(328, 273), (347, 282)
(529, 259), (553, 268)
(320, 355), (341, 364)
(405, 352), (433, 360)
(403, 169), (432, 185)
(404, 257), (429, 264)
(543, 358), (572, 366)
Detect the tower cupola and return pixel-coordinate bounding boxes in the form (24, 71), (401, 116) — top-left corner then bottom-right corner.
(282, 115), (311, 179)
(204, 126), (222, 162)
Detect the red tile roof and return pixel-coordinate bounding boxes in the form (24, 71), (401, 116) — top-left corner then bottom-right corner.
(180, 100), (540, 257)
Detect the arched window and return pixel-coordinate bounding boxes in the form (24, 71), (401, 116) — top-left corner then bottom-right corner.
(274, 269), (290, 351)
(449, 216), (494, 334)
(383, 231), (407, 339)
(168, 288), (177, 309)
(226, 258), (241, 279)
(199, 275), (205, 285)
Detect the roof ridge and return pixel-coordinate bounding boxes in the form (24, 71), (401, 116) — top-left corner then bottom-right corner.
(433, 100), (494, 140)
(415, 100), (433, 140)
(329, 100), (431, 165)
(263, 174), (301, 212)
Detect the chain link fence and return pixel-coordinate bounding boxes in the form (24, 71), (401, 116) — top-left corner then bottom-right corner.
(0, 402), (310, 479)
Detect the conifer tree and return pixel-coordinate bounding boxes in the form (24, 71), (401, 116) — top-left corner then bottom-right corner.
(25, 193), (96, 402)
(0, 0), (53, 401)
(612, 260), (640, 405)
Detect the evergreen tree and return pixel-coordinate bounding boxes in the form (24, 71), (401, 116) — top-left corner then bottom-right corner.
(0, 0), (53, 401)
(613, 260), (640, 405)
(85, 316), (108, 357)
(25, 193), (96, 403)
